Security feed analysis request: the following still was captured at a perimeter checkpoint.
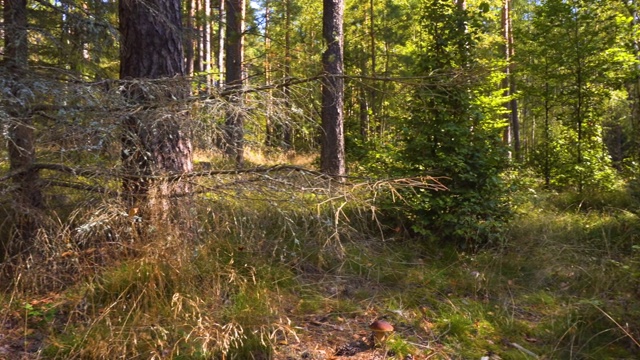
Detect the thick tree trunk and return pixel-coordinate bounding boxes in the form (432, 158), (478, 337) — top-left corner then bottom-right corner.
(320, 0), (346, 179)
(223, 0), (245, 165)
(119, 0), (193, 212)
(3, 0), (44, 251)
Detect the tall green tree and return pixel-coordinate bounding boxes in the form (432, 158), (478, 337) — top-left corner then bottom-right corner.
(517, 0), (635, 190)
(368, 0), (511, 245)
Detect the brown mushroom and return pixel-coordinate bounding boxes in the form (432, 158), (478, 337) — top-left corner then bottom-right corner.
(369, 319), (394, 346)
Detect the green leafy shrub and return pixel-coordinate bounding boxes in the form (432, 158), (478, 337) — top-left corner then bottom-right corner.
(361, 0), (512, 247)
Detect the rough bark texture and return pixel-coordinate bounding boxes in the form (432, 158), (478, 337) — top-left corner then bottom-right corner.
(3, 0), (44, 251)
(3, 0), (28, 69)
(120, 0), (185, 79)
(119, 0), (193, 209)
(223, 0), (245, 165)
(320, 0), (346, 179)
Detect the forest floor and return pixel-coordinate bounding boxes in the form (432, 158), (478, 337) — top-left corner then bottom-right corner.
(1, 156), (640, 359)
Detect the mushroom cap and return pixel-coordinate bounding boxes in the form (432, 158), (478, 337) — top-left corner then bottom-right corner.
(369, 319), (394, 332)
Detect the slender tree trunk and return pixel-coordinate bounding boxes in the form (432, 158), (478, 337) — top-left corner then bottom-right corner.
(368, 0), (377, 127)
(264, 0), (274, 147)
(359, 53), (370, 141)
(195, 0), (203, 73)
(455, 0), (468, 59)
(282, 0), (293, 149)
(320, 0), (346, 179)
(119, 0), (193, 214)
(223, 0), (245, 165)
(217, 0), (225, 88)
(574, 14), (584, 192)
(543, 61), (551, 188)
(185, 0), (195, 76)
(501, 0), (512, 151)
(369, 0), (375, 77)
(203, 0), (212, 89)
(3, 0), (44, 251)
(508, 0), (520, 160)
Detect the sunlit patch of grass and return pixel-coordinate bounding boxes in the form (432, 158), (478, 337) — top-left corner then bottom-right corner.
(386, 336), (416, 358)
(192, 147), (317, 169)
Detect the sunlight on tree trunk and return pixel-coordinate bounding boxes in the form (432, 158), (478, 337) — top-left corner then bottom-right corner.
(223, 0), (245, 166)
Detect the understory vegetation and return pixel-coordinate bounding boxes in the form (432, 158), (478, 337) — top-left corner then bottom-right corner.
(3, 0), (640, 358)
(1, 154), (639, 359)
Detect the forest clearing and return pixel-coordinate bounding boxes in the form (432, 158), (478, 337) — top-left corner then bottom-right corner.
(2, 0), (640, 358)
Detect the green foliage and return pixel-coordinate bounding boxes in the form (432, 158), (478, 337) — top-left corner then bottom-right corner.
(29, 0), (119, 79)
(386, 336), (416, 358)
(516, 0), (637, 190)
(360, 0), (512, 246)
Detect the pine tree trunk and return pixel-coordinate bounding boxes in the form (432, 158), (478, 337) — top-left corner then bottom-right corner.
(264, 0), (274, 147)
(119, 0), (193, 213)
(185, 0), (195, 76)
(3, 0), (44, 251)
(282, 0), (293, 149)
(368, 0), (377, 127)
(223, 0), (245, 165)
(320, 0), (346, 179)
(217, 0), (225, 88)
(507, 0), (520, 160)
(195, 0), (203, 73)
(501, 0), (512, 151)
(203, 0), (212, 89)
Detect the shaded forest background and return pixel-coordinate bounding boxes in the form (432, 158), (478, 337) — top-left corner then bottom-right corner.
(2, 0), (640, 359)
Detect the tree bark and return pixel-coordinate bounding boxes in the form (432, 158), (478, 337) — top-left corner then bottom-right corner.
(119, 0), (193, 212)
(203, 0), (212, 89)
(223, 0), (245, 165)
(320, 0), (346, 179)
(264, 0), (274, 147)
(195, 0), (203, 73)
(3, 0), (44, 250)
(508, 0), (520, 161)
(368, 0), (377, 127)
(217, 0), (225, 88)
(282, 0), (293, 149)
(500, 0), (512, 153)
(185, 0), (195, 76)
